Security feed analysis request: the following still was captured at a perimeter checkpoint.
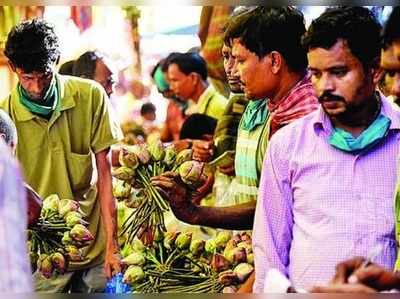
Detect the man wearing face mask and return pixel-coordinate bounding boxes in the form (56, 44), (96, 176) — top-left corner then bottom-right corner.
(1, 19), (122, 292)
(253, 7), (400, 292)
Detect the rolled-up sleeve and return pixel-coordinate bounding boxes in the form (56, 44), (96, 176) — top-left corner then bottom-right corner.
(252, 137), (294, 293)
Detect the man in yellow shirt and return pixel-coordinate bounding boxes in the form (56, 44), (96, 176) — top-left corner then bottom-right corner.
(2, 19), (121, 292)
(167, 52), (228, 120)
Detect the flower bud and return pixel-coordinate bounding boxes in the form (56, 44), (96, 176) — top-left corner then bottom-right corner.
(62, 231), (73, 245)
(205, 238), (217, 254)
(58, 199), (80, 217)
(51, 252), (66, 274)
(119, 146), (140, 169)
(113, 180), (132, 200)
(131, 145), (151, 164)
(211, 253), (231, 272)
(175, 232), (192, 250)
(112, 166), (135, 182)
(215, 231), (232, 249)
(122, 252), (146, 266)
(233, 263), (254, 283)
(175, 149), (193, 165)
(224, 247), (247, 266)
(70, 224), (94, 242)
(163, 231), (179, 250)
(164, 146), (177, 166)
(148, 140), (165, 162)
(65, 211), (88, 227)
(189, 239), (205, 256)
(41, 194), (60, 217)
(222, 285), (238, 293)
(218, 270), (239, 286)
(131, 239), (146, 253)
(65, 245), (83, 261)
(37, 254), (53, 278)
(178, 160), (207, 187)
(123, 265), (145, 284)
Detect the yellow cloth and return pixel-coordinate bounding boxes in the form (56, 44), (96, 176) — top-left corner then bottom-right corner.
(186, 85), (228, 120)
(0, 74), (122, 271)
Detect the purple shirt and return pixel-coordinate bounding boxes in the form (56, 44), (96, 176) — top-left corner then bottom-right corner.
(0, 141), (32, 292)
(253, 96), (400, 292)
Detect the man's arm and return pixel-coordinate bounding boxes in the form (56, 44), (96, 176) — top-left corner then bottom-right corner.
(95, 149), (121, 278)
(151, 172), (255, 230)
(252, 140), (294, 293)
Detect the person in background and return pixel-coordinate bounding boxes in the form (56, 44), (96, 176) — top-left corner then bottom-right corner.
(58, 60), (75, 76)
(167, 52), (228, 121)
(73, 51), (116, 98)
(2, 18), (121, 292)
(253, 7), (398, 292)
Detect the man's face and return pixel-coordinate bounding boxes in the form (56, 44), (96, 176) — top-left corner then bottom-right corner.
(143, 111), (156, 122)
(14, 66), (53, 100)
(231, 38), (274, 100)
(94, 59), (115, 98)
(167, 63), (195, 101)
(381, 41), (400, 100)
(222, 43), (242, 93)
(308, 39), (377, 119)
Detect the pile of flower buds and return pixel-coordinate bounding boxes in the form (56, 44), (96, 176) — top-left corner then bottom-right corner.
(28, 194), (93, 278)
(112, 140), (208, 246)
(118, 231), (254, 293)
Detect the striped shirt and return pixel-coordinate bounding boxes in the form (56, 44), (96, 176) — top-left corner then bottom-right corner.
(253, 95), (400, 292)
(0, 141), (32, 292)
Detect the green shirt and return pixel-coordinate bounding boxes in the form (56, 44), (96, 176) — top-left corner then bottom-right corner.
(187, 85), (228, 120)
(0, 74), (122, 271)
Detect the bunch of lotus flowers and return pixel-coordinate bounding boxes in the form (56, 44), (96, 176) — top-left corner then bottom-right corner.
(118, 230), (254, 293)
(28, 194), (93, 278)
(112, 140), (205, 246)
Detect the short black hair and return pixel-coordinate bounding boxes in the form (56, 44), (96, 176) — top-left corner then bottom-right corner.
(5, 18), (60, 73)
(224, 6), (308, 72)
(167, 52), (208, 81)
(140, 102), (156, 116)
(302, 6), (382, 69)
(179, 113), (217, 140)
(383, 6), (400, 48)
(73, 51), (103, 79)
(58, 60), (75, 76)
(0, 109), (17, 147)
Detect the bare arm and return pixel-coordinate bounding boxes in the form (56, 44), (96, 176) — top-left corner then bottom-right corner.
(151, 172), (255, 230)
(95, 149), (121, 278)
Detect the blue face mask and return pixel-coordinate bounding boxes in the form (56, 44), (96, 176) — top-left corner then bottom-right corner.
(329, 114), (391, 153)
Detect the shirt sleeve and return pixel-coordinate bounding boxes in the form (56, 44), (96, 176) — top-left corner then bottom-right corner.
(252, 136), (294, 293)
(90, 87), (123, 153)
(0, 151), (32, 292)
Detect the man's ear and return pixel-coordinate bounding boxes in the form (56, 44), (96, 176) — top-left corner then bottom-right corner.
(189, 72), (200, 85)
(268, 51), (283, 74)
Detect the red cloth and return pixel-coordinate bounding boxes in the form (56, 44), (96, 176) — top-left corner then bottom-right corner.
(70, 6), (92, 33)
(268, 73), (319, 137)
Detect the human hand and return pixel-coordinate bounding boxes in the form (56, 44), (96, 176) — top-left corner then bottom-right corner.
(218, 161), (235, 176)
(192, 140), (214, 162)
(104, 249), (122, 279)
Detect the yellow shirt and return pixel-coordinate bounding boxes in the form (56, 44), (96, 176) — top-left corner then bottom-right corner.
(186, 85), (228, 120)
(0, 74), (122, 271)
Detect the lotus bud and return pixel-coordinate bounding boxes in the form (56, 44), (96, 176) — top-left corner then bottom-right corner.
(65, 211), (88, 227)
(124, 189), (145, 209)
(131, 239), (146, 253)
(225, 247), (247, 266)
(218, 270), (239, 286)
(164, 146), (177, 166)
(223, 239), (238, 257)
(215, 231), (232, 249)
(148, 140), (165, 161)
(175, 149), (193, 165)
(153, 228), (164, 243)
(163, 231), (179, 250)
(205, 238), (217, 254)
(66, 245), (83, 261)
(189, 239), (205, 256)
(247, 253), (254, 265)
(119, 146), (140, 169)
(233, 263), (254, 283)
(51, 252), (66, 274)
(122, 252), (146, 266)
(123, 265), (145, 284)
(178, 161), (207, 187)
(222, 285), (238, 293)
(70, 224), (94, 242)
(112, 166), (135, 182)
(113, 180), (132, 200)
(62, 231), (73, 245)
(37, 254), (53, 279)
(232, 234), (242, 244)
(131, 144), (151, 164)
(41, 194), (60, 216)
(211, 253), (231, 272)
(175, 232), (192, 250)
(58, 199), (80, 217)
(237, 241), (253, 254)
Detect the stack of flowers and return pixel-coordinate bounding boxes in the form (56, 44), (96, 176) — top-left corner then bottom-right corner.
(119, 231), (254, 293)
(28, 194), (93, 278)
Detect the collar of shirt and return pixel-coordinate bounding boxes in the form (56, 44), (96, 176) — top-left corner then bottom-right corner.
(13, 74), (76, 122)
(313, 92), (400, 137)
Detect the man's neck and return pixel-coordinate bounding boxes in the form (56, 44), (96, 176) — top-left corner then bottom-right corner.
(191, 81), (208, 103)
(331, 94), (380, 138)
(269, 70), (305, 105)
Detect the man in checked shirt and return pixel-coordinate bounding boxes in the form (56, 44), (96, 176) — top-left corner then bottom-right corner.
(253, 7), (400, 292)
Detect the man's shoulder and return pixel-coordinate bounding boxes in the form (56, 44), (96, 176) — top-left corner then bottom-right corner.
(60, 75), (104, 96)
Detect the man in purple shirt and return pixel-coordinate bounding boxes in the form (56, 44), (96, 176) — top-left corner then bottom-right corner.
(253, 7), (399, 292)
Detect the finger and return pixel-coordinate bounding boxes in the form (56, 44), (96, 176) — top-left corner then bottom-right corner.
(151, 180), (175, 189)
(113, 262), (122, 275)
(331, 257), (366, 284)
